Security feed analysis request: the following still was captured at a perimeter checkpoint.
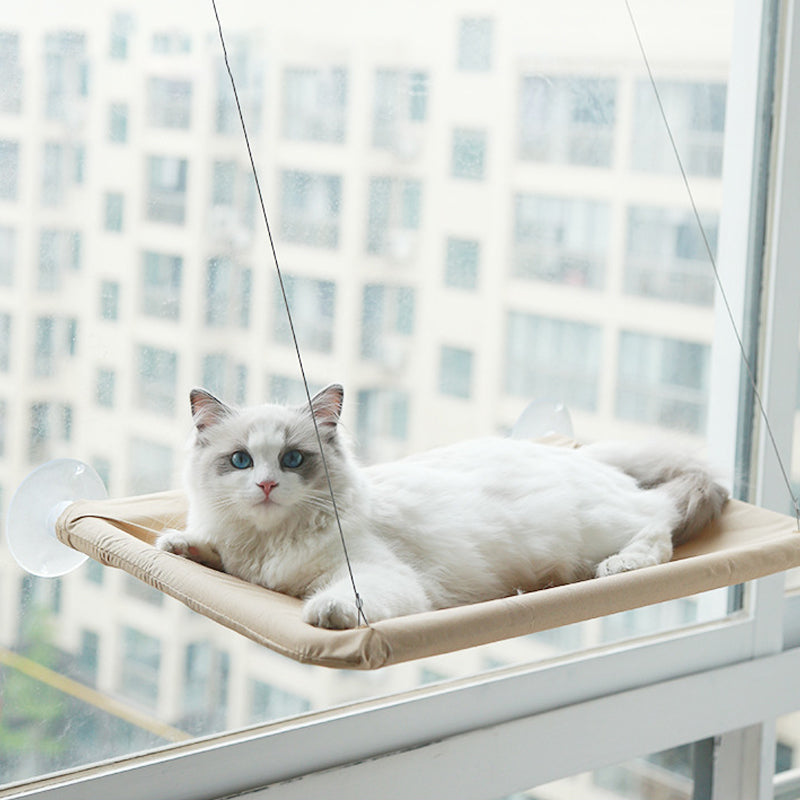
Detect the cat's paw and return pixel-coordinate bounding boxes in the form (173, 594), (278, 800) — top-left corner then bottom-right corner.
(595, 553), (659, 578)
(155, 530), (223, 571)
(302, 592), (360, 629)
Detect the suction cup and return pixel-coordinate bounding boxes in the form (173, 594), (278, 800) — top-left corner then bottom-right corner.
(511, 400), (574, 440)
(6, 459), (107, 578)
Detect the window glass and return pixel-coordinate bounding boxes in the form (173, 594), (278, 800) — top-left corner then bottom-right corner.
(519, 75), (617, 167)
(147, 77), (192, 129)
(513, 194), (610, 288)
(457, 17), (493, 71)
(452, 128), (488, 180)
(507, 740), (704, 800)
(0, 0), (755, 789)
(283, 67), (347, 143)
(445, 237), (479, 289)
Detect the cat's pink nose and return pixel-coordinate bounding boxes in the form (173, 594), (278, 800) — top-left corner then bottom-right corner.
(257, 480), (278, 500)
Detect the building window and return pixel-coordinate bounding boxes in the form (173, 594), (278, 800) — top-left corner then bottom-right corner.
(283, 67), (347, 143)
(0, 313), (10, 371)
(184, 643), (230, 726)
(210, 161), (257, 235)
(92, 458), (111, 491)
(513, 194), (609, 288)
(77, 630), (100, 686)
(0, 140), (19, 200)
(152, 31), (191, 54)
(356, 388), (410, 451)
(147, 77), (192, 129)
(505, 311), (602, 411)
(141, 251), (182, 320)
(361, 284), (415, 363)
(146, 156), (188, 224)
(280, 170), (341, 247)
(519, 76), (617, 168)
(273, 274), (336, 353)
(33, 316), (77, 378)
(119, 626), (161, 709)
(439, 345), (474, 399)
(631, 80), (726, 177)
(451, 128), (487, 180)
(96, 367), (116, 408)
(269, 375), (319, 406)
(28, 401), (73, 464)
(110, 13), (133, 60)
(205, 257), (251, 328)
(0, 225), (15, 285)
(211, 161), (236, 206)
(108, 103), (128, 143)
(202, 354), (248, 406)
(83, 558), (104, 585)
(250, 680), (310, 724)
(624, 206), (718, 306)
(366, 176), (422, 257)
(38, 230), (81, 291)
(372, 70), (428, 150)
(457, 17), (493, 71)
(444, 237), (479, 290)
(616, 331), (710, 434)
(123, 573), (164, 606)
(104, 192), (124, 232)
(137, 344), (178, 416)
(128, 437), (173, 495)
(42, 142), (64, 206)
(0, 33), (22, 113)
(44, 32), (87, 121)
(214, 42), (264, 136)
(100, 280), (120, 320)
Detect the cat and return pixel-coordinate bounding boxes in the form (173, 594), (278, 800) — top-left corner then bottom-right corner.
(156, 384), (729, 629)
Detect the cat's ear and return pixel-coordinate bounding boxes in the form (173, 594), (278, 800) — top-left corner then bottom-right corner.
(190, 388), (233, 433)
(309, 384), (344, 428)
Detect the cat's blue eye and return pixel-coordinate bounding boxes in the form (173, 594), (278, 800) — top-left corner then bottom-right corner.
(230, 450), (253, 470)
(280, 449), (304, 469)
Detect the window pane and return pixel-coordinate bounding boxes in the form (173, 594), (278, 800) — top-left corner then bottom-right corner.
(283, 67), (347, 143)
(452, 128), (487, 179)
(0, 0), (759, 789)
(519, 75), (617, 167)
(507, 740), (704, 800)
(457, 17), (493, 71)
(513, 194), (609, 288)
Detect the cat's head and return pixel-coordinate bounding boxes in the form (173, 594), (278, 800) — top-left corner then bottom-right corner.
(185, 384), (351, 530)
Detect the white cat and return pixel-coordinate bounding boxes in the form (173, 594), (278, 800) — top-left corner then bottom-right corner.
(156, 385), (728, 629)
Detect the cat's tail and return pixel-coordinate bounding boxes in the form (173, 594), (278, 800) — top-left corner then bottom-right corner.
(582, 440), (729, 545)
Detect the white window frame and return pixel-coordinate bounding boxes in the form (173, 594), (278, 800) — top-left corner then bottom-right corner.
(8, 1), (800, 799)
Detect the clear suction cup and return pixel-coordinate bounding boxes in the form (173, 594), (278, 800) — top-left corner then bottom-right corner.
(6, 459), (107, 577)
(511, 399), (574, 440)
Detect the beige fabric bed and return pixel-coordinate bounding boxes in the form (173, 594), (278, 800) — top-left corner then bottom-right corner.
(55, 486), (800, 669)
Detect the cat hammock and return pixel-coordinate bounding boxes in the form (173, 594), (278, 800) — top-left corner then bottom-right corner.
(54, 441), (800, 670)
(35, 3), (799, 672)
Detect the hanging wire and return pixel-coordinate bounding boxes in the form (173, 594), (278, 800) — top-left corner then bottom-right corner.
(210, 0), (368, 625)
(624, 0), (800, 531)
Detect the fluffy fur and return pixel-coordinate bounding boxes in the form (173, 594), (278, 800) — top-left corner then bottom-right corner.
(156, 385), (729, 629)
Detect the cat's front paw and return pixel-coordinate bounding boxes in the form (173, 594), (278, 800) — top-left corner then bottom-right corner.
(303, 591), (360, 629)
(156, 530), (224, 571)
(595, 553), (659, 578)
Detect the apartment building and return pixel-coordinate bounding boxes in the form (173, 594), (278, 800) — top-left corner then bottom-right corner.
(2, 1), (797, 796)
